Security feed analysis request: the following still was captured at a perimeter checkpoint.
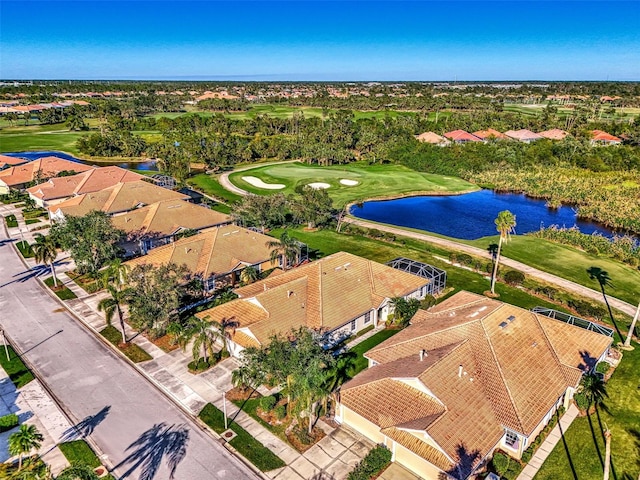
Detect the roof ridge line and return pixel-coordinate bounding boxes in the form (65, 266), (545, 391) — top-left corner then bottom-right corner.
(73, 169), (93, 194)
(479, 306), (525, 433)
(103, 182), (124, 212)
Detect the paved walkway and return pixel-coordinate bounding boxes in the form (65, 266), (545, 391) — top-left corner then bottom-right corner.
(345, 217), (637, 318)
(516, 404), (580, 480)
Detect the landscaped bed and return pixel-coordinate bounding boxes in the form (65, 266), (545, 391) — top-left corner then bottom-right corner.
(43, 276), (77, 300)
(198, 403), (286, 472)
(0, 345), (34, 388)
(59, 440), (115, 480)
(4, 214), (18, 228)
(16, 240), (34, 258)
(66, 270), (102, 294)
(100, 325), (153, 363)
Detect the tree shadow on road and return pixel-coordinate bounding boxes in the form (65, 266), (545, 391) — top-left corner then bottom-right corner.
(61, 405), (111, 442)
(114, 423), (189, 480)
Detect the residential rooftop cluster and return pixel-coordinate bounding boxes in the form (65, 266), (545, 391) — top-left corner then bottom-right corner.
(417, 128), (623, 145)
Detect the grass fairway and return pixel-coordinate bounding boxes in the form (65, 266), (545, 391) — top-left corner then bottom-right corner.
(467, 235), (640, 307)
(0, 126), (87, 154)
(535, 345), (640, 480)
(187, 173), (243, 203)
(229, 163), (477, 207)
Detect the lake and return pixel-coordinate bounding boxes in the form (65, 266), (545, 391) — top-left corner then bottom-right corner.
(350, 190), (628, 240)
(4, 151), (158, 171)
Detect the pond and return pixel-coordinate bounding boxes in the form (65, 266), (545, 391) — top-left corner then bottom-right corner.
(3, 151), (158, 171)
(350, 190), (630, 240)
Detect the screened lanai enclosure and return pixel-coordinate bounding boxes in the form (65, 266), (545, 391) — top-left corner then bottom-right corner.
(386, 257), (447, 295)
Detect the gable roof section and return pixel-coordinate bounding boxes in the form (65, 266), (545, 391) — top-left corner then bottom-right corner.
(472, 129), (509, 140)
(504, 129), (544, 142)
(28, 166), (145, 201)
(591, 130), (621, 143)
(443, 130), (481, 142)
(538, 128), (569, 140)
(125, 225), (275, 278)
(0, 155), (28, 168)
(48, 180), (188, 217)
(415, 132), (451, 145)
(112, 199), (231, 240)
(364, 291), (611, 436)
(0, 156), (92, 187)
(196, 251), (428, 347)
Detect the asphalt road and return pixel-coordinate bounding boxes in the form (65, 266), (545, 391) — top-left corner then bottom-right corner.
(0, 227), (258, 480)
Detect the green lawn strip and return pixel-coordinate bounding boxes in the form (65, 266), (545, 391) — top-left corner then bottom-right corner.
(99, 325), (152, 363)
(187, 174), (242, 204)
(43, 276), (76, 300)
(58, 440), (115, 480)
(0, 129), (87, 155)
(25, 218), (41, 225)
(0, 345), (35, 388)
(227, 163), (477, 208)
(210, 203), (232, 214)
(198, 403), (286, 472)
(348, 329), (402, 376)
(231, 397), (288, 440)
(535, 345), (640, 480)
(4, 214), (18, 228)
(65, 271), (102, 294)
(16, 240), (34, 258)
(22, 209), (47, 220)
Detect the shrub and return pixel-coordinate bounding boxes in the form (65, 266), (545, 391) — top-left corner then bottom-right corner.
(573, 391), (589, 411)
(456, 253), (474, 266)
(420, 295), (437, 310)
(259, 395), (276, 412)
(504, 270), (526, 286)
(492, 452), (511, 476)
(347, 445), (392, 480)
(448, 252), (457, 263)
(521, 448), (533, 464)
(273, 405), (286, 420)
(596, 361), (611, 375)
(0, 413), (19, 433)
(188, 357), (215, 372)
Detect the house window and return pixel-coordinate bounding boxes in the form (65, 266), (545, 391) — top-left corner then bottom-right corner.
(364, 312), (371, 324)
(204, 277), (216, 292)
(505, 431), (519, 449)
(350, 319), (357, 331)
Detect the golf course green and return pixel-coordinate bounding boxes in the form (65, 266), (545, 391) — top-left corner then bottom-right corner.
(228, 163), (478, 207)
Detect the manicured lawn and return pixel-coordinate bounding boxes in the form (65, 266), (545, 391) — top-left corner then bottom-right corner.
(0, 344), (35, 388)
(467, 235), (640, 308)
(231, 396), (288, 439)
(66, 270), (102, 294)
(535, 345), (640, 480)
(24, 218), (41, 225)
(4, 214), (18, 228)
(198, 403), (286, 472)
(16, 240), (34, 258)
(0, 126), (87, 155)
(229, 163), (477, 207)
(100, 325), (153, 363)
(44, 276), (77, 300)
(348, 329), (402, 376)
(59, 440), (115, 480)
(187, 174), (242, 204)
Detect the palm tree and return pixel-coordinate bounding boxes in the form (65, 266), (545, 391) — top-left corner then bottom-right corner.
(266, 232), (300, 270)
(101, 258), (129, 290)
(98, 285), (129, 344)
(623, 301), (640, 348)
(587, 267), (621, 338)
(32, 234), (58, 287)
(581, 372), (609, 410)
(239, 265), (259, 285)
(603, 426), (612, 480)
(322, 350), (357, 416)
(210, 316), (240, 356)
(490, 210), (516, 295)
(57, 464), (100, 480)
(8, 424), (44, 471)
(176, 316), (222, 364)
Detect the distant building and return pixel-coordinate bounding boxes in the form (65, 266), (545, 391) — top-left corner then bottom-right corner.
(415, 132), (451, 146)
(443, 130), (482, 144)
(504, 129), (544, 143)
(590, 130), (621, 146)
(538, 128), (569, 140)
(472, 128), (510, 141)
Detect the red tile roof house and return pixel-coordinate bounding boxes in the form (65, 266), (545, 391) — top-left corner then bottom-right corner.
(0, 156), (93, 195)
(26, 166), (145, 208)
(443, 130), (482, 144)
(538, 129), (569, 140)
(504, 129), (544, 143)
(472, 129), (510, 142)
(336, 291), (612, 480)
(590, 130), (622, 146)
(415, 132), (451, 146)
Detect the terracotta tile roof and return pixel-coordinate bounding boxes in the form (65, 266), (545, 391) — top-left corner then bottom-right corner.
(591, 130), (621, 143)
(538, 128), (569, 140)
(48, 181), (188, 216)
(380, 428), (453, 471)
(363, 291), (611, 437)
(196, 252), (428, 348)
(0, 157), (93, 187)
(472, 129), (509, 140)
(504, 129), (544, 142)
(443, 130), (482, 143)
(415, 132), (451, 145)
(112, 199), (231, 240)
(0, 155), (28, 167)
(125, 225), (276, 279)
(27, 166), (144, 201)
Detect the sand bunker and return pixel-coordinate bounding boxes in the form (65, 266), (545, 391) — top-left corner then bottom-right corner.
(242, 176), (285, 190)
(308, 182), (331, 189)
(340, 179), (359, 186)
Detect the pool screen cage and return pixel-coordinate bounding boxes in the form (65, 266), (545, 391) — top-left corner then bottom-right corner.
(531, 307), (614, 337)
(386, 257), (447, 295)
(150, 174), (177, 189)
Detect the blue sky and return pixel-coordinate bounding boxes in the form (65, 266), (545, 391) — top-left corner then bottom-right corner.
(1, 1), (639, 81)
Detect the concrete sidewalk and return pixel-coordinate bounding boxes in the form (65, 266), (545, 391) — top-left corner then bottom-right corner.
(516, 404), (579, 480)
